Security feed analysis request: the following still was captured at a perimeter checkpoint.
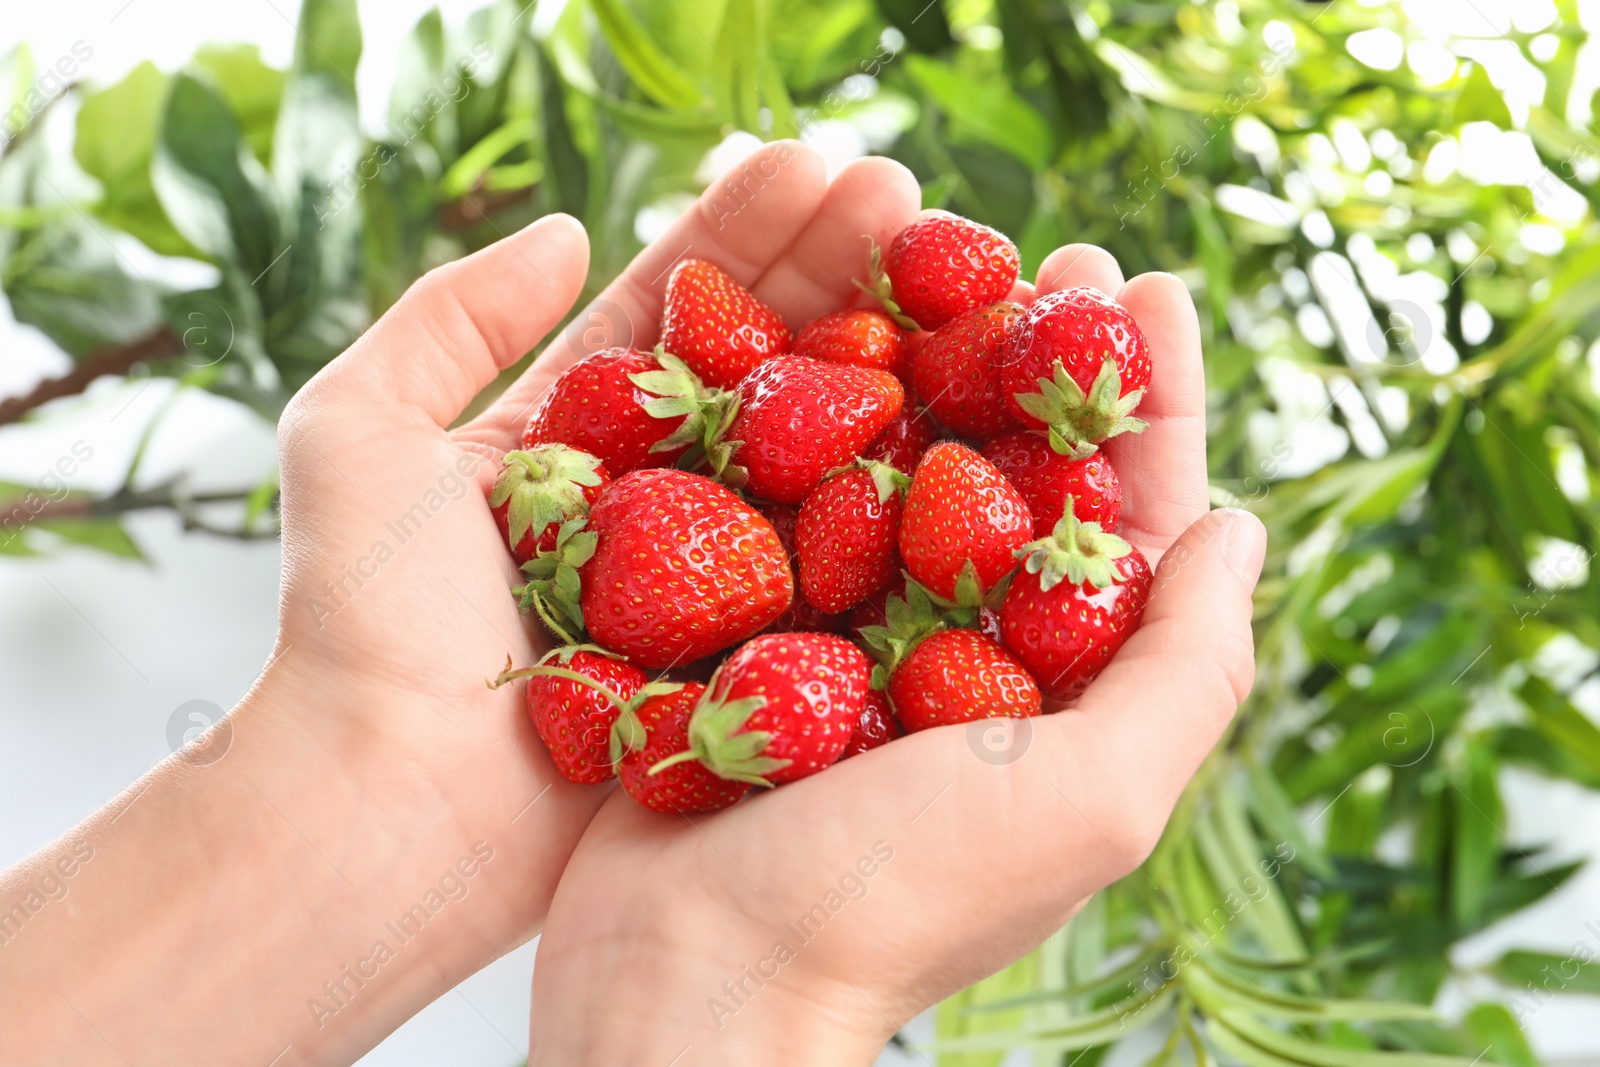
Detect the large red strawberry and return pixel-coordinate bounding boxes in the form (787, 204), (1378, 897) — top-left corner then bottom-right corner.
(726, 356), (904, 505)
(661, 259), (791, 389)
(525, 348), (701, 475)
(862, 404), (939, 474)
(1000, 287), (1151, 457)
(795, 460), (907, 613)
(490, 646), (646, 784)
(888, 628), (1041, 732)
(792, 309), (907, 377)
(898, 442), (1032, 602)
(488, 444), (609, 565)
(658, 632), (871, 784)
(581, 469), (793, 668)
(863, 212), (1020, 331)
(759, 503), (847, 634)
(911, 302), (1025, 441)
(839, 689), (902, 760)
(1000, 507), (1152, 701)
(981, 431), (1121, 539)
(617, 682), (749, 813)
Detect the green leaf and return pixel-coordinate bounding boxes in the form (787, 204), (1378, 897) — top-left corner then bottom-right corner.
(1455, 63), (1512, 129)
(192, 44), (285, 167)
(36, 518), (144, 560)
(1490, 949), (1600, 997)
(74, 62), (192, 257)
(904, 55), (1051, 170)
(2, 220), (166, 355)
(936, 951), (1039, 1067)
(589, 0), (702, 110)
(1464, 1005), (1536, 1067)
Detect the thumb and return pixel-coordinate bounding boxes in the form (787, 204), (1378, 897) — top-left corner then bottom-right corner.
(1075, 508), (1266, 818)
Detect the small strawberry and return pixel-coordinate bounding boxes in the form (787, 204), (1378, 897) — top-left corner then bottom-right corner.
(617, 682), (750, 814)
(888, 628), (1042, 733)
(525, 348), (697, 475)
(1000, 505), (1153, 701)
(759, 503), (847, 634)
(898, 442), (1032, 603)
(657, 632), (871, 784)
(839, 689), (902, 760)
(791, 309), (907, 377)
(489, 646), (646, 784)
(661, 259), (791, 389)
(856, 577), (995, 683)
(981, 431), (1121, 540)
(795, 460), (908, 613)
(911, 302), (1025, 441)
(861, 213), (1020, 331)
(1000, 287), (1152, 457)
(725, 356), (904, 505)
(581, 469), (793, 669)
(862, 404), (939, 474)
(488, 444), (609, 565)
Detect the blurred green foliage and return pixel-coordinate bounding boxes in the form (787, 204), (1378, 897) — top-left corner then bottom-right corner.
(5, 0), (1600, 1062)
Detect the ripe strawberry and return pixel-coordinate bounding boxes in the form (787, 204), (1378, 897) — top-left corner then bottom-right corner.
(759, 503), (847, 634)
(581, 469), (793, 669)
(617, 682), (749, 813)
(839, 689), (902, 760)
(726, 356), (904, 505)
(898, 442), (1032, 603)
(1000, 287), (1152, 457)
(488, 444), (608, 565)
(1000, 507), (1153, 701)
(862, 404), (939, 474)
(792, 309), (907, 376)
(795, 460), (908, 613)
(981, 431), (1121, 540)
(526, 348), (699, 475)
(661, 259), (791, 389)
(888, 628), (1041, 733)
(660, 633), (871, 784)
(490, 647), (646, 784)
(857, 577), (997, 685)
(911, 302), (1025, 441)
(862, 213), (1020, 331)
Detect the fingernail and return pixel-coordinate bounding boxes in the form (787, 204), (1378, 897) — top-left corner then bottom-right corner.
(1217, 509), (1267, 588)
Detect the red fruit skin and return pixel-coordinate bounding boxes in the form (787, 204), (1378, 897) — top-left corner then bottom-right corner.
(899, 442), (1033, 600)
(583, 470), (794, 669)
(756, 503), (848, 634)
(620, 684), (749, 813)
(1000, 547), (1153, 701)
(524, 348), (687, 476)
(839, 689), (902, 760)
(492, 462), (611, 565)
(862, 406), (939, 475)
(912, 302), (1025, 441)
(526, 652), (648, 784)
(1000, 287), (1153, 430)
(731, 357), (905, 505)
(795, 468), (903, 614)
(886, 214), (1020, 331)
(712, 633), (872, 782)
(792, 309), (907, 376)
(661, 259), (791, 389)
(888, 629), (1042, 732)
(980, 431), (1121, 540)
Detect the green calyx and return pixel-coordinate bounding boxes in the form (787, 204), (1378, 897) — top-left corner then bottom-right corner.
(609, 680), (685, 769)
(488, 443), (605, 549)
(852, 238), (920, 332)
(649, 669), (785, 786)
(1013, 355), (1148, 459)
(1016, 497), (1133, 592)
(821, 457), (912, 503)
(947, 559), (1013, 612)
(630, 346), (747, 488)
(512, 517), (598, 645)
(858, 578), (949, 689)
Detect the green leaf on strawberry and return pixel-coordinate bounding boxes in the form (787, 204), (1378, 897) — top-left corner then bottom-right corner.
(1013, 356), (1148, 459)
(1016, 496), (1133, 591)
(629, 347), (746, 485)
(513, 517), (598, 644)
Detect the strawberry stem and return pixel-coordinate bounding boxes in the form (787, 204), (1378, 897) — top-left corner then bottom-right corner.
(1015, 496), (1134, 591)
(1012, 356), (1148, 458)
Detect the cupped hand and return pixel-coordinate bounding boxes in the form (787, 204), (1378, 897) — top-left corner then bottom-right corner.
(522, 152), (1267, 1065)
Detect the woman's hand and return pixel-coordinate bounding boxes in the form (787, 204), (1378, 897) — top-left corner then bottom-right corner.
(524, 170), (1267, 1065)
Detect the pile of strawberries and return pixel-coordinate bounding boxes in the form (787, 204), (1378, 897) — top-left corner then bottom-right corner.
(488, 212), (1155, 814)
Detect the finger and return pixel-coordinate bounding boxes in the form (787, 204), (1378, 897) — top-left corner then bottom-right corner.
(1064, 509), (1264, 841)
(466, 141), (829, 447)
(1102, 272), (1208, 556)
(303, 214), (589, 429)
(1035, 243), (1125, 296)
(752, 156), (921, 326)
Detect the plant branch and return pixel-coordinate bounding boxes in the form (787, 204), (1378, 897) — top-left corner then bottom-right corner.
(438, 183), (537, 233)
(0, 327), (183, 427)
(1, 482), (279, 540)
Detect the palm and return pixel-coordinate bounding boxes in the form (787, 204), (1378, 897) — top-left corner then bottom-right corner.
(525, 146), (1261, 1059)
